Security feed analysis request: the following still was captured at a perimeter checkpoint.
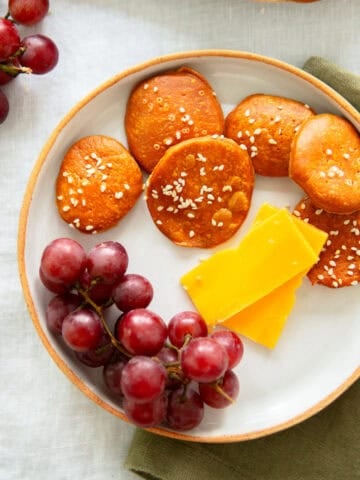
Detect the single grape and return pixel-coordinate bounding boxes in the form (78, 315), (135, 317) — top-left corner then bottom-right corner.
(199, 370), (240, 409)
(0, 89), (9, 124)
(20, 34), (58, 74)
(181, 337), (228, 383)
(39, 268), (68, 294)
(79, 269), (114, 306)
(123, 394), (167, 428)
(120, 356), (167, 403)
(45, 293), (82, 335)
(156, 347), (184, 390)
(86, 241), (128, 285)
(0, 18), (20, 62)
(112, 273), (153, 312)
(0, 68), (15, 85)
(156, 346), (178, 365)
(103, 357), (128, 396)
(115, 308), (167, 356)
(62, 308), (103, 352)
(40, 238), (86, 287)
(168, 311), (208, 348)
(167, 387), (204, 431)
(210, 329), (244, 369)
(8, 0), (49, 26)
(75, 334), (115, 367)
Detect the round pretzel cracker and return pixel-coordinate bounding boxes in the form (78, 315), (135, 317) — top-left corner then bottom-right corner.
(294, 197), (360, 288)
(290, 113), (360, 215)
(146, 136), (255, 248)
(125, 67), (224, 173)
(56, 135), (143, 234)
(225, 93), (314, 176)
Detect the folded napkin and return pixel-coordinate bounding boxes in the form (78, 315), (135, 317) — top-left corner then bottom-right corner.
(124, 58), (360, 480)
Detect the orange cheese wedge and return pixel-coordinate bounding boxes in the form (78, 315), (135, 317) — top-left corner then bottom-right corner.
(180, 204), (328, 348)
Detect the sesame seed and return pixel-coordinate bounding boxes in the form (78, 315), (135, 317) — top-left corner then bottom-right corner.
(315, 208), (323, 215)
(156, 220), (162, 225)
(326, 148), (333, 155)
(222, 185), (232, 192)
(268, 138), (277, 145)
(341, 245), (347, 250)
(175, 131), (182, 140)
(293, 210), (301, 217)
(207, 194), (215, 201)
(332, 281), (339, 288)
(330, 230), (339, 236)
(62, 206), (70, 212)
(343, 153), (350, 160)
(249, 136), (255, 144)
(67, 176), (74, 184)
(250, 145), (258, 152)
(317, 274), (325, 280)
(153, 86), (158, 93)
(179, 107), (186, 113)
(300, 202), (306, 210)
(197, 153), (207, 163)
(211, 219), (217, 226)
(274, 115), (281, 123)
(189, 230), (195, 238)
(347, 256), (355, 261)
(328, 268), (334, 275)
(200, 167), (206, 176)
(100, 183), (106, 192)
(124, 183), (130, 190)
(217, 222), (224, 227)
(254, 128), (262, 135)
(244, 109), (251, 117)
(85, 225), (94, 231)
(57, 195), (63, 200)
(351, 280), (358, 286)
(237, 131), (243, 138)
(143, 83), (149, 90)
(187, 212), (195, 219)
(251, 151), (258, 158)
(329, 260), (337, 267)
(326, 240), (332, 246)
(294, 125), (300, 133)
(106, 163), (113, 168)
(348, 263), (356, 269)
(249, 118), (256, 124)
(70, 198), (78, 207)
(347, 270), (354, 276)
(240, 144), (247, 151)
(351, 228), (360, 235)
(82, 179), (90, 186)
(163, 137), (173, 146)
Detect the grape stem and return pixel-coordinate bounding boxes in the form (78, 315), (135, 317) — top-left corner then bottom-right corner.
(0, 63), (32, 77)
(214, 384), (235, 404)
(76, 285), (131, 358)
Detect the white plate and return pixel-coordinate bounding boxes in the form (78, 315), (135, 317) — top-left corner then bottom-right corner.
(18, 50), (360, 443)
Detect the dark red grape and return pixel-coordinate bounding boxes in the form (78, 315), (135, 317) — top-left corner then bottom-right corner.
(86, 241), (128, 285)
(120, 356), (167, 403)
(79, 269), (114, 306)
(45, 293), (82, 335)
(115, 308), (167, 356)
(123, 394), (167, 428)
(156, 346), (178, 365)
(39, 268), (68, 294)
(8, 0), (49, 26)
(75, 334), (115, 367)
(0, 18), (20, 62)
(40, 238), (86, 287)
(0, 89), (9, 124)
(0, 68), (15, 85)
(210, 329), (244, 369)
(62, 308), (103, 352)
(181, 337), (228, 383)
(199, 370), (240, 408)
(20, 34), (58, 74)
(103, 358), (128, 396)
(167, 387), (204, 431)
(168, 311), (208, 348)
(112, 273), (153, 312)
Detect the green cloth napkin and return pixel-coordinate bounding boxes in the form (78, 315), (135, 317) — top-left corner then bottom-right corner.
(124, 58), (360, 480)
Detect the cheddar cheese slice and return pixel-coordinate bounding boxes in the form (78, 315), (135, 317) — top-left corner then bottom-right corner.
(181, 208), (321, 326)
(220, 204), (327, 348)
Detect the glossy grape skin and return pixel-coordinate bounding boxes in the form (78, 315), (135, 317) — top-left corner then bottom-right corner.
(40, 238), (87, 287)
(167, 387), (204, 431)
(86, 241), (128, 285)
(199, 370), (240, 409)
(62, 309), (103, 352)
(103, 358), (128, 396)
(0, 19), (20, 62)
(20, 34), (58, 74)
(168, 311), (208, 348)
(75, 334), (115, 368)
(120, 356), (167, 403)
(79, 269), (114, 306)
(0, 89), (9, 124)
(39, 268), (69, 294)
(112, 274), (153, 312)
(210, 329), (244, 369)
(123, 394), (167, 428)
(181, 337), (228, 383)
(45, 293), (82, 335)
(8, 0), (49, 26)
(115, 308), (167, 356)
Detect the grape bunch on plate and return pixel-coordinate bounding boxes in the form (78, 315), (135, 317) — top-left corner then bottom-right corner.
(40, 238), (244, 431)
(0, 0), (58, 124)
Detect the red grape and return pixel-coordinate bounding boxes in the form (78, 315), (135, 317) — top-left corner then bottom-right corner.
(210, 329), (244, 369)
(86, 241), (128, 285)
(0, 89), (9, 124)
(120, 356), (166, 403)
(112, 273), (153, 312)
(115, 308), (167, 356)
(39, 268), (68, 294)
(0, 18), (20, 62)
(8, 0), (49, 26)
(123, 394), (167, 428)
(199, 370), (240, 408)
(79, 269), (114, 306)
(156, 346), (178, 365)
(0, 69), (15, 85)
(20, 34), (58, 74)
(45, 293), (82, 335)
(167, 387), (204, 431)
(168, 311), (208, 348)
(181, 337), (228, 383)
(62, 308), (103, 352)
(75, 334), (115, 367)
(40, 238), (86, 287)
(156, 346), (182, 389)
(103, 358), (128, 396)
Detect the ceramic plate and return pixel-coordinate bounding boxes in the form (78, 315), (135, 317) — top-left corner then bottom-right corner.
(18, 50), (360, 443)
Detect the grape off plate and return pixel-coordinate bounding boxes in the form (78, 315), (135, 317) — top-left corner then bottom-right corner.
(18, 50), (360, 443)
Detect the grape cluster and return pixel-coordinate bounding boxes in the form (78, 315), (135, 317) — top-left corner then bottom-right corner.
(0, 0), (58, 124)
(40, 237), (244, 431)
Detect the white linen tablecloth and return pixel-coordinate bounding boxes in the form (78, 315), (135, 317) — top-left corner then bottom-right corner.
(0, 1), (359, 479)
